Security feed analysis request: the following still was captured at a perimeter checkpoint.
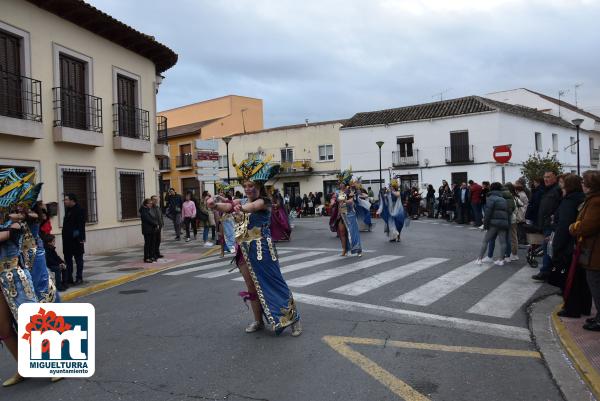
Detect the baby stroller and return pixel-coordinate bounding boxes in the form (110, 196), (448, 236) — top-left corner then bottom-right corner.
(524, 224), (545, 268)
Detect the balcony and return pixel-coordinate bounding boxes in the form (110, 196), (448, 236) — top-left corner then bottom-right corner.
(0, 70), (43, 139)
(52, 87), (103, 147)
(592, 148), (600, 166)
(445, 145), (474, 164)
(155, 115), (169, 158)
(112, 103), (150, 153)
(279, 159), (312, 176)
(159, 157), (171, 171)
(176, 154), (193, 169)
(392, 150), (419, 167)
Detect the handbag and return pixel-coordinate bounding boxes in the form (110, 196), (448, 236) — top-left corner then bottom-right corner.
(564, 244), (582, 300)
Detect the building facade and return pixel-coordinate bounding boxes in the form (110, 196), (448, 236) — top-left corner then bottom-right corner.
(486, 88), (600, 169)
(340, 96), (590, 191)
(216, 120), (345, 198)
(158, 95), (263, 197)
(0, 0), (177, 253)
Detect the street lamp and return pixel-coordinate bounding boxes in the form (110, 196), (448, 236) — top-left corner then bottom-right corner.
(222, 136), (232, 183)
(572, 118), (584, 175)
(376, 141), (384, 192)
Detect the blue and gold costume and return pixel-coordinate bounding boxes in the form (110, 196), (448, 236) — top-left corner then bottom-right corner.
(231, 155), (300, 333)
(377, 180), (406, 242)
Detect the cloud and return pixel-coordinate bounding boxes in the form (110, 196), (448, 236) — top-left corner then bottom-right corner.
(91, 0), (600, 125)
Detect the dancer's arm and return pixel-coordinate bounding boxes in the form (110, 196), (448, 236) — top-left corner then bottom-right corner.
(207, 197), (234, 213)
(234, 199), (266, 214)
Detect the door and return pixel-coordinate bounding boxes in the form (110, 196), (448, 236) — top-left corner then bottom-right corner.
(117, 74), (137, 137)
(59, 54), (86, 129)
(0, 30), (22, 118)
(399, 174), (419, 191)
(181, 177), (201, 198)
(283, 182), (300, 204)
(450, 131), (469, 163)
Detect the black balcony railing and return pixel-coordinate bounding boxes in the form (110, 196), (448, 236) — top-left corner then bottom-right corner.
(159, 157), (171, 171)
(52, 87), (102, 132)
(112, 103), (150, 140)
(445, 145), (474, 164)
(0, 70), (42, 122)
(392, 150), (419, 166)
(157, 115), (168, 144)
(592, 149), (600, 165)
(176, 154), (193, 168)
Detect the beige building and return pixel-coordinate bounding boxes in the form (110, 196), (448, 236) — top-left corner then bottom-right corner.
(0, 0), (177, 253)
(217, 120), (345, 198)
(158, 95), (263, 196)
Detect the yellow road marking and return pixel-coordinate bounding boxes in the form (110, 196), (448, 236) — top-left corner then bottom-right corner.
(322, 335), (541, 401)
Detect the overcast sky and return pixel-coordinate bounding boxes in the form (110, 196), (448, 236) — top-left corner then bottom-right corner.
(91, 0), (600, 127)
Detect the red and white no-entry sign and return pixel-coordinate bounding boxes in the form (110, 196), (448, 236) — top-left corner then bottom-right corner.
(493, 144), (512, 164)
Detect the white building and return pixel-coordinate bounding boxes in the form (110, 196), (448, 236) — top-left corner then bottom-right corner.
(486, 88), (600, 169)
(340, 96), (590, 190)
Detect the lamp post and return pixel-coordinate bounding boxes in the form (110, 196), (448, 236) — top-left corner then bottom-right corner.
(572, 118), (584, 175)
(222, 136), (232, 183)
(376, 141), (384, 192)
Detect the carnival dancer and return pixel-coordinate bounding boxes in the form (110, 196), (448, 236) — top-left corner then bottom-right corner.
(207, 155), (301, 336)
(377, 180), (406, 242)
(333, 169), (363, 257)
(214, 182), (236, 256)
(0, 169), (40, 387)
(354, 185), (373, 232)
(270, 190), (291, 241)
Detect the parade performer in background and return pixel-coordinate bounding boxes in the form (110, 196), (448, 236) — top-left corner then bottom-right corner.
(214, 182), (236, 255)
(377, 179), (406, 242)
(333, 169), (363, 257)
(207, 155), (302, 337)
(0, 169), (40, 387)
(353, 184), (373, 232)
(270, 189), (291, 242)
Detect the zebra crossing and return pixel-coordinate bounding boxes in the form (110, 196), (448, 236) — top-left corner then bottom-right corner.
(162, 246), (544, 321)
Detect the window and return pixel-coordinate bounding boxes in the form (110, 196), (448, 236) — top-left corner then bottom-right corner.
(112, 67), (146, 140)
(247, 151), (264, 159)
(570, 137), (576, 154)
(535, 132), (542, 152)
(397, 137), (414, 157)
(448, 131), (471, 163)
(117, 170), (144, 220)
(281, 148), (294, 163)
(318, 145), (334, 161)
(58, 54), (87, 129)
(552, 134), (558, 152)
(59, 166), (97, 223)
(218, 155), (228, 169)
(177, 144), (192, 168)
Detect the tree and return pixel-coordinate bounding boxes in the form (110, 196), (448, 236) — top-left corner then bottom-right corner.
(520, 151), (563, 185)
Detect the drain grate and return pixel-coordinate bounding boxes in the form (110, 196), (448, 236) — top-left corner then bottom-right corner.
(118, 289), (148, 295)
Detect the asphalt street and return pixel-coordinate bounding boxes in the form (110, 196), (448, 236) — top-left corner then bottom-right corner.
(1, 217), (564, 401)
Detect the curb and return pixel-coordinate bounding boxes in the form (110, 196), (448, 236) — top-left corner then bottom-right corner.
(530, 294), (597, 401)
(62, 246), (221, 302)
(552, 304), (600, 400)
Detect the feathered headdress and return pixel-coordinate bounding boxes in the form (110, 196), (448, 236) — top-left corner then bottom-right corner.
(215, 181), (234, 193)
(0, 169), (40, 210)
(390, 179), (399, 189)
(231, 154), (280, 183)
(336, 168), (353, 186)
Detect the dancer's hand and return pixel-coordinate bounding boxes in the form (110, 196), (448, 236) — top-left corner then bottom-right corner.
(233, 204), (243, 213)
(206, 197), (215, 209)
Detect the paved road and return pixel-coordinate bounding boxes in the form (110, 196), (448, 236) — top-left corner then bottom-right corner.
(1, 217), (564, 400)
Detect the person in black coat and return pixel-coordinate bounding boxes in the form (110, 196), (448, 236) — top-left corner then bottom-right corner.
(552, 174), (591, 317)
(457, 182), (471, 224)
(140, 198), (159, 263)
(62, 193), (86, 286)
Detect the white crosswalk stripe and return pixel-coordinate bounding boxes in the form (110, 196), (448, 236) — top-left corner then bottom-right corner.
(164, 251), (292, 276)
(330, 257), (447, 296)
(286, 255), (403, 287)
(467, 265), (543, 318)
(231, 254), (344, 282)
(196, 251), (324, 279)
(393, 260), (491, 306)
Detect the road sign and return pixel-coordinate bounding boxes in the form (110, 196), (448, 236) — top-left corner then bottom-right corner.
(493, 144), (512, 164)
(196, 161), (218, 168)
(196, 151), (219, 161)
(195, 139), (218, 151)
(197, 175), (221, 182)
(197, 167), (219, 175)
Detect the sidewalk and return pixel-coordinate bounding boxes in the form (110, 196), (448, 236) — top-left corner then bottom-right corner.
(553, 304), (600, 399)
(531, 295), (600, 401)
(61, 227), (220, 301)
